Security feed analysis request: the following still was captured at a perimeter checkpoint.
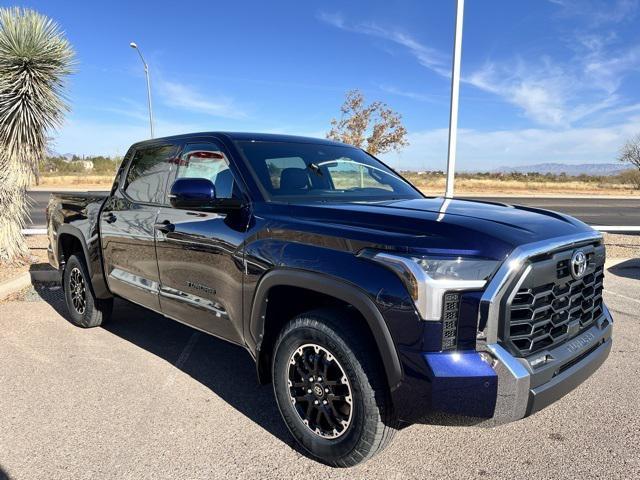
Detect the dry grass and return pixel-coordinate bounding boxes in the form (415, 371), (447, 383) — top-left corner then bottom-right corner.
(37, 175), (113, 188)
(407, 176), (640, 196)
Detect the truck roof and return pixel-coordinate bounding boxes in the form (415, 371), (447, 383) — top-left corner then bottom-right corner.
(130, 132), (350, 149)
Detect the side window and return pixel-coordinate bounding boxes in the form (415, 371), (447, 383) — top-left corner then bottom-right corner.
(124, 144), (177, 204)
(176, 143), (236, 199)
(326, 159), (394, 191)
(265, 156), (308, 191)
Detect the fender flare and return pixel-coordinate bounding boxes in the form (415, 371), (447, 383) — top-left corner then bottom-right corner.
(250, 269), (403, 390)
(56, 225), (112, 299)
(56, 225), (92, 274)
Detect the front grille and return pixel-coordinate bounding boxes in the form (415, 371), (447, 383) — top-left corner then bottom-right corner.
(505, 246), (605, 357)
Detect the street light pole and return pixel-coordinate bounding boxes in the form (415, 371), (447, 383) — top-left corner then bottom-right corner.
(129, 42), (154, 139)
(445, 0), (465, 198)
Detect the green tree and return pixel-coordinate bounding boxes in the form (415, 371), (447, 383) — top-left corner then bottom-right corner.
(327, 90), (408, 156)
(0, 7), (74, 263)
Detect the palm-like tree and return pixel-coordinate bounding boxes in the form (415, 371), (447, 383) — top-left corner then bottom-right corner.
(0, 7), (74, 263)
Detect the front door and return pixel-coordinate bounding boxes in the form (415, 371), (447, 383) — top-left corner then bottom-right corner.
(155, 141), (248, 344)
(100, 143), (178, 312)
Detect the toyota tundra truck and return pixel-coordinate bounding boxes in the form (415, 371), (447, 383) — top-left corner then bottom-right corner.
(47, 132), (613, 467)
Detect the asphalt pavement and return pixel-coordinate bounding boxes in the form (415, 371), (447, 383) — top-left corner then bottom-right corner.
(0, 261), (638, 479)
(27, 190), (640, 228)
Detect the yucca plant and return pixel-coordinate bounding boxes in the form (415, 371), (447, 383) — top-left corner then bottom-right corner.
(0, 7), (74, 264)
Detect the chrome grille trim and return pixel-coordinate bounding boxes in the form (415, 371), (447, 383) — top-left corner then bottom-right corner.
(477, 230), (603, 347)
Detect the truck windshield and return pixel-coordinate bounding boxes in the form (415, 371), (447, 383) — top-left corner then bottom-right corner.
(236, 141), (422, 202)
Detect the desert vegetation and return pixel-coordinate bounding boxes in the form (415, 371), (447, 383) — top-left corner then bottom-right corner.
(0, 7), (74, 264)
(403, 170), (640, 195)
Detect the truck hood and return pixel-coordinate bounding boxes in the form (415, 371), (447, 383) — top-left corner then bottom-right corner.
(261, 197), (595, 261)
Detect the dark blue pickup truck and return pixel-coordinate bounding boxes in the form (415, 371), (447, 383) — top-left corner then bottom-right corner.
(47, 132), (613, 466)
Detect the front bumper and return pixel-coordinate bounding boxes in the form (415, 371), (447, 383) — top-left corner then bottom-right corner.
(483, 305), (612, 424)
(409, 304), (613, 424)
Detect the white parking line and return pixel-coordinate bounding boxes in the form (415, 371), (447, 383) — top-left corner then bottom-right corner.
(175, 332), (200, 370)
(163, 331), (201, 388)
(604, 290), (640, 304)
(593, 226), (640, 232)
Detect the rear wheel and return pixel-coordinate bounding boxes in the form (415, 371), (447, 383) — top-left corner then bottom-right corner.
(272, 309), (397, 467)
(63, 254), (112, 328)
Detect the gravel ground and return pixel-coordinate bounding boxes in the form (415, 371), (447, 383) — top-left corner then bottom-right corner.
(603, 232), (640, 259)
(0, 264), (638, 480)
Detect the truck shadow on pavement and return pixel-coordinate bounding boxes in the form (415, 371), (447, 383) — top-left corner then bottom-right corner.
(32, 282), (485, 449)
(34, 288), (300, 452)
(607, 258), (640, 280)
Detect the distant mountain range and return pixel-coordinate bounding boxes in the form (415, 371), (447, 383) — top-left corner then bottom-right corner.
(496, 163), (628, 176)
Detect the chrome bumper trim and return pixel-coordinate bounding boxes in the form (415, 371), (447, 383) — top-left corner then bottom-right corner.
(481, 308), (612, 425)
(485, 343), (531, 424)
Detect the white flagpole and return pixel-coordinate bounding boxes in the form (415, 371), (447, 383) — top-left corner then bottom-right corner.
(445, 0), (465, 198)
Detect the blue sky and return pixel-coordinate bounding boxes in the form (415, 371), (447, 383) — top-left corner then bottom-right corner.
(7, 0), (640, 170)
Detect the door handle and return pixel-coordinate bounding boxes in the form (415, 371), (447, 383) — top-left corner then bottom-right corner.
(104, 212), (117, 224)
(154, 220), (175, 233)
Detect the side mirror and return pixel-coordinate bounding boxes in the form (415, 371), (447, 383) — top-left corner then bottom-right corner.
(169, 178), (243, 213)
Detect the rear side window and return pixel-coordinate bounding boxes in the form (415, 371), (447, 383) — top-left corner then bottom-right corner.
(124, 144), (178, 204)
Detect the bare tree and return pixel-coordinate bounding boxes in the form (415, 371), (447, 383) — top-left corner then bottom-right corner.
(327, 90), (408, 156)
(0, 8), (74, 263)
(618, 134), (640, 190)
(619, 134), (640, 170)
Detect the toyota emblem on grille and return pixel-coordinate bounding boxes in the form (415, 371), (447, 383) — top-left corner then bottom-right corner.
(570, 250), (588, 279)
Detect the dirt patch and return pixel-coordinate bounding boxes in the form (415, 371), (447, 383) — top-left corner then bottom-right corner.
(0, 235), (51, 285)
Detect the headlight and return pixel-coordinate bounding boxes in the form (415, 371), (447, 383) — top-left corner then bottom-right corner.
(366, 252), (499, 321)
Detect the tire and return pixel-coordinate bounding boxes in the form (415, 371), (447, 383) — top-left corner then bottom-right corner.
(63, 254), (113, 328)
(272, 308), (397, 467)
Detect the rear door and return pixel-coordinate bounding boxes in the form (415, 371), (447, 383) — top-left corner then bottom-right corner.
(154, 139), (248, 344)
(100, 143), (178, 311)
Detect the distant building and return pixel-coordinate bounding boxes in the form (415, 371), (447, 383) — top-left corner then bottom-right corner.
(76, 160), (93, 171)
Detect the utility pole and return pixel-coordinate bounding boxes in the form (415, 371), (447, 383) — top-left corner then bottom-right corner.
(445, 0), (465, 198)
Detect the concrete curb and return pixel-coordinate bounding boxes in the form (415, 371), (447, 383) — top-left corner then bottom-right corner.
(0, 269), (60, 300)
(0, 272), (31, 300)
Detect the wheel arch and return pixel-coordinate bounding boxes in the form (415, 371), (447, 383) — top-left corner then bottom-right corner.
(57, 226), (91, 271)
(56, 225), (112, 299)
(250, 269), (403, 390)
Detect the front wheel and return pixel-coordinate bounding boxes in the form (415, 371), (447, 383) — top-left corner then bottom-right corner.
(63, 254), (112, 328)
(272, 309), (397, 467)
